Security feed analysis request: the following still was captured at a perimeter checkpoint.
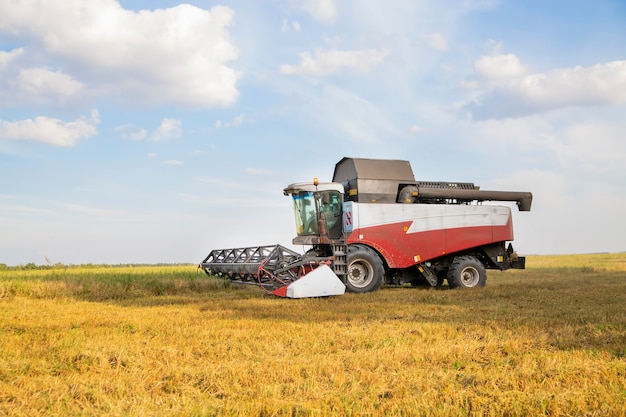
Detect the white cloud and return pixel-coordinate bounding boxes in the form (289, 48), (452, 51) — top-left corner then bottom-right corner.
(409, 124), (423, 133)
(458, 59), (626, 119)
(522, 61), (626, 105)
(465, 110), (625, 184)
(0, 48), (83, 106)
(423, 33), (448, 52)
(554, 119), (626, 172)
(474, 54), (527, 81)
(281, 48), (389, 76)
(164, 160), (183, 166)
(484, 39), (503, 55)
(0, 1), (240, 107)
(301, 0), (337, 23)
(115, 124), (147, 141)
(0, 48), (24, 68)
(282, 81), (399, 144)
(281, 19), (302, 33)
(18, 67), (82, 98)
(214, 115), (244, 128)
(244, 167), (275, 176)
(232, 115), (244, 127)
(149, 118), (182, 141)
(0, 109), (99, 147)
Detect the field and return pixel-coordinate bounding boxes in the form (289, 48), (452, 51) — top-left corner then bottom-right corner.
(1, 254), (625, 416)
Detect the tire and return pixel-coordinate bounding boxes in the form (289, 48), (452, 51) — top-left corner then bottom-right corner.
(447, 256), (486, 289)
(346, 245), (385, 293)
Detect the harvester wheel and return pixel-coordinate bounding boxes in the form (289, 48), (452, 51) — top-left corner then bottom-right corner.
(346, 245), (384, 293)
(447, 256), (486, 289)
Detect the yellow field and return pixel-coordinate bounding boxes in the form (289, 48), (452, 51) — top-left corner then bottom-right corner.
(1, 255), (625, 416)
(525, 253), (626, 272)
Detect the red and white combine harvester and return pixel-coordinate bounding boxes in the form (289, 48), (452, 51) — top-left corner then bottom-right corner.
(200, 157), (532, 298)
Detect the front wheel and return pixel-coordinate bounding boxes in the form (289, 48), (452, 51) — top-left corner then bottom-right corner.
(346, 245), (385, 293)
(447, 256), (486, 289)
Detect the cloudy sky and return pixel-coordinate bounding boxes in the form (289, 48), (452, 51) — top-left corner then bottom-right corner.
(1, 0), (625, 265)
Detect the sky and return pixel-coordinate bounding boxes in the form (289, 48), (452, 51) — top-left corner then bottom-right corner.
(1, 0), (625, 265)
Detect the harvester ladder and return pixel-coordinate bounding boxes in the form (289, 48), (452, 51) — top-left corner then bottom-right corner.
(332, 243), (348, 282)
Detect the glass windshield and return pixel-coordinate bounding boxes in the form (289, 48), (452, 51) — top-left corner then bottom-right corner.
(291, 190), (343, 238)
(292, 192), (317, 236)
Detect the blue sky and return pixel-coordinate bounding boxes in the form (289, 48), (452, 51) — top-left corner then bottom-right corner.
(1, 0), (625, 265)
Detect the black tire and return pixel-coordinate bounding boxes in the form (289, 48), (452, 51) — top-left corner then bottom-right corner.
(346, 245), (385, 293)
(447, 256), (486, 289)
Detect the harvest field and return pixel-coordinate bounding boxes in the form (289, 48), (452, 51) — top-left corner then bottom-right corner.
(1, 254), (625, 416)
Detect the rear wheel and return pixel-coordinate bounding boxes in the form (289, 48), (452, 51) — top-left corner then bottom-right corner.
(447, 256), (486, 289)
(346, 245), (385, 293)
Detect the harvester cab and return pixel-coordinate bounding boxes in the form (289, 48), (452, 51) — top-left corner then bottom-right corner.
(284, 181), (345, 244)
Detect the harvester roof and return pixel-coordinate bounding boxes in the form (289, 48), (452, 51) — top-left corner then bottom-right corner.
(332, 157), (416, 183)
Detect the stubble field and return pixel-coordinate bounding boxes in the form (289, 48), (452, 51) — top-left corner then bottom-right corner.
(1, 254), (625, 416)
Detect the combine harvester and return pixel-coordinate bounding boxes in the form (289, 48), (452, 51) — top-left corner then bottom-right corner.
(200, 157), (532, 298)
